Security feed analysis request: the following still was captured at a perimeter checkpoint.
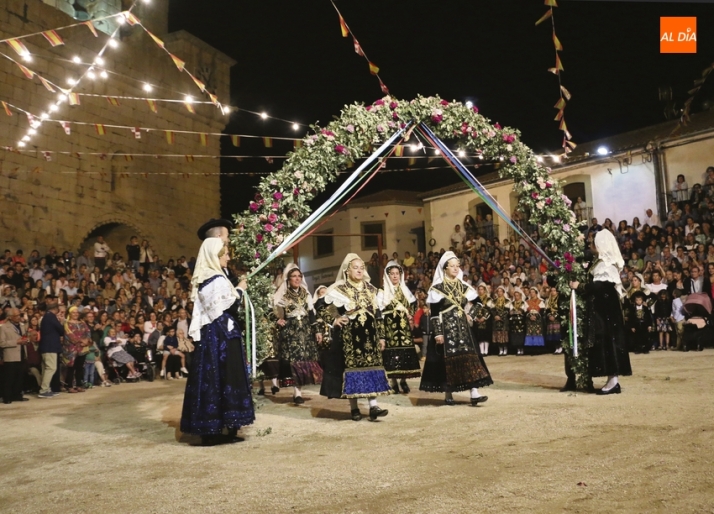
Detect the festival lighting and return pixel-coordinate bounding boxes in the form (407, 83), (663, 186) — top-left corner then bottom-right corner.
(95, 57), (105, 66)
(28, 129), (37, 135)
(465, 101), (474, 109)
(22, 54), (32, 62)
(72, 55), (81, 63)
(143, 83), (153, 92)
(22, 135), (30, 142)
(292, 123), (300, 131)
(100, 71), (108, 79)
(49, 104), (59, 112)
(39, 112), (49, 119)
(87, 70), (96, 79)
(17, 141), (26, 147)
(260, 112), (268, 120)
(108, 39), (119, 49)
(67, 78), (76, 85)
(458, 150), (466, 157)
(597, 146), (609, 156)
(184, 95), (194, 103)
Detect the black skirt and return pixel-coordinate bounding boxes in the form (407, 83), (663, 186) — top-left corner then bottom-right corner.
(585, 281), (632, 378)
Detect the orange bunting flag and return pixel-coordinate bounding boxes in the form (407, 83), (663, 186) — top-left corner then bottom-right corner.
(68, 93), (80, 105)
(555, 54), (564, 71)
(560, 85), (572, 100)
(123, 12), (140, 26)
(263, 137), (273, 148)
(385, 213), (389, 218)
(166, 131), (175, 144)
(208, 93), (219, 106)
(394, 145), (404, 157)
(368, 62), (380, 75)
(554, 98), (566, 110)
(169, 53), (185, 71)
(294, 140), (302, 149)
(566, 140), (577, 150)
(1, 101), (11, 116)
(184, 102), (195, 114)
(547, 67), (558, 75)
(554, 109), (564, 121)
(535, 9), (553, 26)
(190, 74), (206, 92)
(83, 21), (98, 37)
(6, 38), (29, 57)
(16, 62), (34, 79)
(41, 30), (64, 47)
(95, 124), (106, 135)
(559, 119), (568, 132)
(339, 15), (349, 37)
(60, 121), (71, 134)
(106, 96), (120, 106)
(353, 37), (364, 56)
(544, 0), (558, 6)
(146, 30), (165, 49)
(199, 133), (208, 146)
(552, 33), (563, 51)
(146, 100), (158, 113)
(124, 155), (133, 162)
(185, 155), (194, 162)
(131, 127), (141, 139)
(379, 79), (389, 95)
(231, 135), (240, 147)
(38, 76), (56, 92)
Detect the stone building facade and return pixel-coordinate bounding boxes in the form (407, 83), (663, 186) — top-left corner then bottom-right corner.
(0, 0), (233, 260)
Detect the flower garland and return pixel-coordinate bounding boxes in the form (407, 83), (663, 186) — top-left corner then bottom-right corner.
(231, 95), (589, 385)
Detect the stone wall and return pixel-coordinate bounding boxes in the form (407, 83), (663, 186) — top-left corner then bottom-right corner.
(0, 0), (233, 260)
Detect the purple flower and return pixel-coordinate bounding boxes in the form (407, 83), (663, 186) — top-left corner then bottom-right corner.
(440, 100), (449, 106)
(554, 259), (561, 269)
(389, 101), (398, 110)
(254, 252), (261, 259)
(392, 111), (399, 121)
(509, 156), (517, 164)
(531, 192), (539, 199)
(268, 213), (278, 223)
(335, 144), (349, 155)
(563, 224), (571, 232)
(564, 252), (575, 263)
(400, 122), (406, 129)
(273, 191), (283, 200)
(249, 202), (259, 213)
(293, 188), (300, 196)
(565, 262), (573, 272)
(545, 198), (552, 206)
(431, 114), (443, 123)
(374, 99), (385, 106)
(345, 124), (355, 133)
(264, 224), (274, 233)
(472, 105), (479, 113)
(256, 233), (263, 243)
(494, 122), (502, 130)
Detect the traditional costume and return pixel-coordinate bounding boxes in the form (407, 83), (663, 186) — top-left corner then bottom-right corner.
(312, 285), (334, 368)
(544, 290), (563, 353)
(419, 252), (493, 406)
(377, 261), (421, 394)
(181, 238), (254, 445)
(256, 309), (280, 396)
(627, 291), (655, 354)
(524, 288), (545, 350)
(489, 286), (511, 356)
(273, 264), (323, 404)
(509, 290), (527, 355)
(320, 254), (390, 421)
(472, 285), (492, 356)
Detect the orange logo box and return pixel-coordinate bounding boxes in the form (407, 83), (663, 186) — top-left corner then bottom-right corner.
(660, 17), (697, 54)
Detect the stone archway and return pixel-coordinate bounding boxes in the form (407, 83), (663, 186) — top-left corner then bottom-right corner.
(77, 217), (149, 262)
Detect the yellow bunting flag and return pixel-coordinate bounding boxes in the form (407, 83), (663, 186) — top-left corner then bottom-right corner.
(394, 145), (404, 157)
(124, 12), (140, 26)
(146, 30), (165, 49)
(231, 135), (240, 147)
(554, 98), (566, 110)
(294, 140), (302, 149)
(83, 21), (98, 37)
(169, 53), (185, 71)
(95, 124), (106, 135)
(555, 54), (564, 71)
(38, 76), (56, 92)
(408, 157), (416, 166)
(559, 119), (567, 132)
(199, 133), (208, 146)
(184, 102), (195, 114)
(166, 131), (175, 144)
(68, 93), (80, 105)
(566, 140), (577, 150)
(553, 33), (563, 51)
(535, 9), (553, 26)
(185, 155), (194, 162)
(6, 38), (29, 57)
(368, 62), (380, 75)
(339, 14), (349, 37)
(106, 97), (120, 106)
(190, 74), (206, 92)
(1, 101), (11, 116)
(554, 109), (564, 121)
(16, 62), (34, 79)
(146, 99), (158, 113)
(124, 155), (133, 162)
(41, 30), (64, 47)
(263, 137), (273, 148)
(208, 93), (219, 106)
(544, 0), (558, 6)
(547, 67), (558, 75)
(560, 85), (572, 100)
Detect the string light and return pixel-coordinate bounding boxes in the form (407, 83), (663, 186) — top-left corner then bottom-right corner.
(100, 70), (108, 79)
(72, 56), (81, 64)
(108, 39), (119, 49)
(94, 57), (105, 66)
(49, 104), (59, 112)
(143, 83), (153, 92)
(260, 112), (268, 120)
(66, 78), (76, 85)
(458, 150), (466, 157)
(87, 70), (96, 80)
(536, 156), (544, 163)
(292, 123), (299, 131)
(17, 141), (26, 147)
(22, 54), (32, 63)
(39, 112), (49, 119)
(434, 149), (441, 155)
(184, 95), (194, 103)
(22, 135), (30, 142)
(28, 129), (36, 135)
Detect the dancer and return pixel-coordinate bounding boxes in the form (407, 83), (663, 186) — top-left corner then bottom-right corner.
(544, 287), (562, 353)
(419, 251), (493, 406)
(181, 238), (254, 445)
(377, 260), (421, 394)
(472, 284), (492, 356)
(320, 254), (390, 421)
(489, 286), (511, 356)
(273, 264), (323, 405)
(509, 289), (527, 356)
(312, 285), (334, 368)
(569, 230), (632, 395)
(256, 309), (280, 396)
(524, 287), (545, 351)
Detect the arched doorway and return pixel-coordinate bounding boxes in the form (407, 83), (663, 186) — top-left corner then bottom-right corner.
(78, 222), (142, 261)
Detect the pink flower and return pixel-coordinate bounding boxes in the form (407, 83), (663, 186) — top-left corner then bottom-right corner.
(377, 124), (385, 132)
(440, 100), (449, 106)
(531, 192), (539, 199)
(335, 144), (349, 155)
(365, 105), (373, 112)
(564, 252), (575, 263)
(509, 156), (517, 164)
(472, 105), (479, 113)
(564, 262), (573, 272)
(264, 224), (274, 233)
(256, 233), (263, 243)
(545, 198), (552, 206)
(554, 219), (562, 224)
(259, 214), (267, 222)
(276, 223), (284, 230)
(392, 111), (399, 120)
(249, 202), (259, 212)
(267, 243), (274, 251)
(273, 192), (283, 200)
(545, 181), (553, 188)
(345, 124), (355, 133)
(555, 259), (561, 269)
(389, 101), (398, 110)
(321, 129), (335, 137)
(431, 114), (443, 123)
(387, 121), (395, 128)
(293, 188), (300, 196)
(268, 213), (278, 223)
(494, 122), (502, 130)
(374, 99), (385, 106)
(561, 194), (572, 207)
(254, 252), (261, 259)
(271, 202), (279, 209)
(563, 224), (571, 232)
(503, 134), (515, 143)
(400, 122), (406, 129)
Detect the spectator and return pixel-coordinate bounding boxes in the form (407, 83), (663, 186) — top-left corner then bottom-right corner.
(93, 236), (111, 272)
(38, 301), (64, 398)
(450, 224), (464, 251)
(673, 174), (688, 203)
(0, 308), (30, 404)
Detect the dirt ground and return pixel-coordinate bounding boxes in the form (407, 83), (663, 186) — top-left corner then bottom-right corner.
(1, 351), (713, 514)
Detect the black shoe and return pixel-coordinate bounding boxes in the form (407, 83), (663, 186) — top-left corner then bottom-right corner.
(444, 398), (455, 406)
(257, 388), (265, 396)
(271, 386), (280, 395)
(560, 380), (577, 392)
(471, 396), (488, 406)
(293, 396), (304, 405)
(351, 408), (362, 421)
(200, 435), (221, 446)
(400, 381), (410, 394)
(13, 397), (29, 402)
(2, 400), (10, 404)
(391, 383), (400, 394)
(596, 383), (621, 395)
(369, 406), (388, 421)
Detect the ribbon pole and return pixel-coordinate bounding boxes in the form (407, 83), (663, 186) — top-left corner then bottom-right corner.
(571, 289), (578, 357)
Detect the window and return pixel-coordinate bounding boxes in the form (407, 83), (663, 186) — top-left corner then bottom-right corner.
(313, 230), (334, 258)
(361, 221), (385, 251)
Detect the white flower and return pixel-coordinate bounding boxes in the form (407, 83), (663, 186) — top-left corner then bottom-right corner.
(294, 171), (304, 180)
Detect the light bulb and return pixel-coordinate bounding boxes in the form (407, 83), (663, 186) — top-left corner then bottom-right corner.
(17, 141), (26, 147)
(28, 129), (37, 135)
(108, 39), (119, 49)
(72, 56), (81, 63)
(67, 78), (76, 85)
(100, 71), (108, 79)
(260, 112), (268, 119)
(434, 149), (441, 155)
(117, 16), (126, 25)
(49, 104), (59, 112)
(95, 57), (104, 65)
(22, 54), (32, 62)
(87, 71), (96, 79)
(458, 150), (466, 157)
(143, 83), (153, 92)
(223, 106), (231, 114)
(184, 95), (194, 103)
(40, 112), (49, 119)
(465, 101), (473, 109)
(536, 156), (544, 163)
(58, 94), (67, 103)
(292, 123), (299, 131)
(22, 135), (31, 141)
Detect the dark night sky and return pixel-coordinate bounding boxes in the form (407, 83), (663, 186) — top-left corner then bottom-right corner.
(167, 0), (714, 217)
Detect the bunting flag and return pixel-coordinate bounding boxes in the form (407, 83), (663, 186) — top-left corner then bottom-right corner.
(231, 135), (240, 147)
(166, 131), (175, 144)
(184, 102), (195, 114)
(339, 15), (349, 37)
(41, 30), (64, 47)
(535, 9), (553, 26)
(265, 157), (274, 164)
(263, 137), (273, 148)
(555, 54), (564, 72)
(394, 145), (404, 157)
(95, 124), (106, 135)
(146, 30), (165, 49)
(6, 39), (29, 57)
(353, 37), (364, 56)
(106, 96), (121, 106)
(124, 155), (133, 162)
(185, 155), (194, 162)
(60, 121), (71, 135)
(123, 12), (140, 26)
(42, 151), (52, 161)
(418, 208), (422, 214)
(408, 157), (416, 166)
(131, 127), (141, 139)
(16, 62), (34, 79)
(293, 140), (302, 149)
(38, 76), (56, 92)
(26, 113), (38, 127)
(189, 73), (206, 92)
(208, 93), (219, 106)
(553, 33), (563, 51)
(545, 0), (558, 6)
(83, 21), (98, 37)
(73, 152), (81, 159)
(554, 109), (564, 121)
(169, 53), (185, 71)
(199, 133), (208, 146)
(2, 101), (12, 116)
(554, 98), (566, 110)
(384, 213), (389, 218)
(560, 85), (572, 100)
(379, 79), (389, 95)
(146, 99), (157, 113)
(68, 93), (80, 105)
(368, 61), (380, 75)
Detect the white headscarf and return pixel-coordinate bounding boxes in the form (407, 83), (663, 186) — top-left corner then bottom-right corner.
(592, 229), (626, 297)
(273, 263), (312, 312)
(312, 285), (328, 305)
(324, 253), (373, 311)
(378, 260), (416, 309)
(427, 251), (477, 303)
(188, 238), (240, 341)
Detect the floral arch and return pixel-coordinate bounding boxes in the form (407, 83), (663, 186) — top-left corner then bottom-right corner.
(231, 95), (589, 384)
